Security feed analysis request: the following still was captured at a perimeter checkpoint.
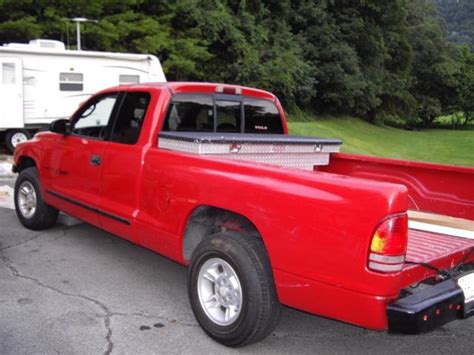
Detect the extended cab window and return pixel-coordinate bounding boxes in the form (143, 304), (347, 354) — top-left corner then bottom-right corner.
(163, 94), (214, 132)
(244, 98), (284, 133)
(72, 94), (119, 139)
(216, 100), (241, 133)
(163, 94), (283, 134)
(110, 92), (150, 145)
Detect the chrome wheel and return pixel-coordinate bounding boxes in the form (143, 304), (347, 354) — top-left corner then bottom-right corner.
(18, 181), (37, 219)
(197, 258), (243, 326)
(10, 132), (29, 148)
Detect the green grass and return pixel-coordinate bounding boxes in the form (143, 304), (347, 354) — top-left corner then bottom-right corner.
(287, 115), (474, 167)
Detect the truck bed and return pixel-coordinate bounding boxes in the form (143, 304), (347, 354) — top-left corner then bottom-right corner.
(315, 153), (474, 288)
(406, 229), (473, 265)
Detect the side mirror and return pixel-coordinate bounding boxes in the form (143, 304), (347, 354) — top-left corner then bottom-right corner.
(49, 119), (71, 135)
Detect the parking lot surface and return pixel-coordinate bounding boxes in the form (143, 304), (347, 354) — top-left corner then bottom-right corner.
(0, 166), (473, 354)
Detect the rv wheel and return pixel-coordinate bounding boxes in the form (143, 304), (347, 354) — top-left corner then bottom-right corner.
(5, 129), (31, 153)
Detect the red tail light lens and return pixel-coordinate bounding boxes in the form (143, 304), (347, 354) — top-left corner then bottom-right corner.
(368, 214), (408, 273)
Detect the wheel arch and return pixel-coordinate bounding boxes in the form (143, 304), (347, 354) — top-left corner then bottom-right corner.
(14, 155), (37, 173)
(182, 205), (265, 264)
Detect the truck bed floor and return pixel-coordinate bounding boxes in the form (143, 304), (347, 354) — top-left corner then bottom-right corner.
(406, 229), (474, 265)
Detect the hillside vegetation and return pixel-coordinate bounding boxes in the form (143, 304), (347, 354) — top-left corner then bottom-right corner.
(0, 0), (473, 126)
(436, 0), (474, 49)
(288, 117), (474, 167)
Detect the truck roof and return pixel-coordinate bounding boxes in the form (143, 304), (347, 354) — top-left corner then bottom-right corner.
(108, 82), (277, 101)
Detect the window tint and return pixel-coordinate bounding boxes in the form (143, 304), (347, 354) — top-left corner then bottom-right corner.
(163, 94), (214, 132)
(72, 94), (118, 139)
(244, 99), (283, 134)
(216, 100), (241, 132)
(60, 72), (83, 91)
(110, 92), (150, 145)
(119, 75), (140, 85)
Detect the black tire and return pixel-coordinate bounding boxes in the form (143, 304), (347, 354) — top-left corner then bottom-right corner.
(187, 232), (281, 347)
(5, 129), (32, 153)
(14, 167), (59, 230)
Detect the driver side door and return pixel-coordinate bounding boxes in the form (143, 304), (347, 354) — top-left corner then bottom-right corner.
(42, 92), (121, 227)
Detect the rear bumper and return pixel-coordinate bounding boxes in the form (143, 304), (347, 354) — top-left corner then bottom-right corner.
(388, 277), (474, 334)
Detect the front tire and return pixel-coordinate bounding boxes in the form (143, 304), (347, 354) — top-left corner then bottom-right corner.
(187, 232), (281, 347)
(14, 167), (58, 230)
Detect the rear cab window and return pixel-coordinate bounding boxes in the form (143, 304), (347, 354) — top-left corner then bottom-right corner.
(162, 94), (284, 134)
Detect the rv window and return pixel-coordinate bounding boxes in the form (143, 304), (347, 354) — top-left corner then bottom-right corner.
(60, 72), (83, 91)
(119, 75), (140, 85)
(2, 63), (16, 85)
(110, 92), (150, 145)
(72, 94), (119, 139)
(163, 94), (214, 132)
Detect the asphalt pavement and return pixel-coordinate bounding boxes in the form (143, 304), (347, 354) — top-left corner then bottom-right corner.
(0, 154), (473, 354)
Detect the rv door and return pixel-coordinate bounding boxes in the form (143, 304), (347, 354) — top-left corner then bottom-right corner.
(0, 57), (23, 129)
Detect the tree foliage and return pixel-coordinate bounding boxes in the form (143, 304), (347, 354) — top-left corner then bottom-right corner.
(435, 0), (474, 50)
(0, 0), (472, 126)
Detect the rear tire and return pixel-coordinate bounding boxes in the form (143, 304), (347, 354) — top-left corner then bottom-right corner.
(14, 167), (58, 230)
(5, 129), (31, 153)
(187, 232), (281, 347)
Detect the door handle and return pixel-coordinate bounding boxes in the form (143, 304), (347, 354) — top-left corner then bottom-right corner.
(90, 155), (102, 166)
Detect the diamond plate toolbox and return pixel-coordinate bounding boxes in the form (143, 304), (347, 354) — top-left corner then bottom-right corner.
(158, 132), (342, 170)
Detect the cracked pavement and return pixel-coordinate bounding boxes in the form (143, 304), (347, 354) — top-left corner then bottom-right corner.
(0, 207), (473, 354)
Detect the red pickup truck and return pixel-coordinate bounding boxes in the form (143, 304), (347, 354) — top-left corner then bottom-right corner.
(12, 82), (474, 347)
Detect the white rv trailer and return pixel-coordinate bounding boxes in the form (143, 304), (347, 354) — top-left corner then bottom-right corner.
(0, 39), (166, 152)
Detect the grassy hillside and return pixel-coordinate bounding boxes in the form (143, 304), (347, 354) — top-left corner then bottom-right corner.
(287, 116), (474, 167)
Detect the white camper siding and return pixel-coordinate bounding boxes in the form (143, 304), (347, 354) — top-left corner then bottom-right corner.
(7, 52), (163, 124)
(0, 58), (24, 128)
(0, 42), (166, 129)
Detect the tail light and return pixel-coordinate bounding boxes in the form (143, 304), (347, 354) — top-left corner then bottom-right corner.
(368, 214), (408, 273)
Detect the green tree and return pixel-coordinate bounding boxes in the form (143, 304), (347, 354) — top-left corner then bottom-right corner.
(452, 45), (474, 125)
(407, 0), (460, 126)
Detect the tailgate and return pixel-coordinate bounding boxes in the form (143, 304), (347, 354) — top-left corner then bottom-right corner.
(390, 225), (474, 334)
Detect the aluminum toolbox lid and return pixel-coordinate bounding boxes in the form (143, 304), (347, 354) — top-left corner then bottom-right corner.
(158, 132), (342, 146)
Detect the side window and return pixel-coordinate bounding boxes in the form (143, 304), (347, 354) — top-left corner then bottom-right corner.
(72, 94), (119, 139)
(2, 63), (16, 85)
(216, 100), (241, 132)
(110, 92), (150, 145)
(119, 75), (140, 85)
(163, 94), (214, 132)
(244, 98), (283, 134)
(60, 73), (83, 91)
